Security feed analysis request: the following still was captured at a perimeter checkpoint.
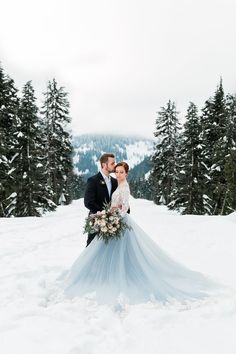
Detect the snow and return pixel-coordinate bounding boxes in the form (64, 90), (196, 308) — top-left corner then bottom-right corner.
(6, 192), (17, 199)
(7, 168), (15, 175)
(0, 198), (236, 354)
(144, 170), (151, 179)
(125, 141), (153, 169)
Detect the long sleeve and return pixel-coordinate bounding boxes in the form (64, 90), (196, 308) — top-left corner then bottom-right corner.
(111, 182), (130, 217)
(119, 184), (130, 216)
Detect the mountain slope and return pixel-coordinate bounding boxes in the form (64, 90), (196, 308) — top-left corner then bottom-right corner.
(73, 134), (154, 178)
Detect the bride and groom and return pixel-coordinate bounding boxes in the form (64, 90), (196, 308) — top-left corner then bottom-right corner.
(84, 153), (130, 246)
(63, 153), (216, 305)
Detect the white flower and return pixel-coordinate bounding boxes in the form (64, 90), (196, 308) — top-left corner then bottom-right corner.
(101, 227), (108, 233)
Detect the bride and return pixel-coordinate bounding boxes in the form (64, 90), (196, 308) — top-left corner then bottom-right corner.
(62, 162), (216, 306)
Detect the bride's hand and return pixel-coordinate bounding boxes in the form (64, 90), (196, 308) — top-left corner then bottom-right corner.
(110, 205), (122, 212)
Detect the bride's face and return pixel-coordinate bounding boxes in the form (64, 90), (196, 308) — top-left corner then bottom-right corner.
(115, 166), (127, 182)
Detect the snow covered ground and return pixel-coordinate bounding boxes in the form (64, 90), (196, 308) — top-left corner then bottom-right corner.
(1, 197), (236, 354)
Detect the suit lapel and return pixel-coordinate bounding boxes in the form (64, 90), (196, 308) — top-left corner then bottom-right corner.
(98, 172), (110, 202)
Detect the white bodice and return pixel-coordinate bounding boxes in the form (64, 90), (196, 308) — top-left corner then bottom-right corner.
(111, 181), (130, 216)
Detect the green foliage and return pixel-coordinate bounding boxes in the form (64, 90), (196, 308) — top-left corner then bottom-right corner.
(14, 81), (56, 216)
(150, 100), (181, 205)
(151, 80), (236, 215)
(0, 63), (79, 217)
(71, 174), (86, 200)
(0, 64), (19, 216)
(224, 150), (236, 211)
(41, 78), (74, 206)
(200, 80), (232, 214)
(168, 102), (206, 214)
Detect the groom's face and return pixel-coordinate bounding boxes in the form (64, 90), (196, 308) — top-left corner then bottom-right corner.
(105, 157), (116, 173)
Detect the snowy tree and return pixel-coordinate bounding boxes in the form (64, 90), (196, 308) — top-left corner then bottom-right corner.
(41, 78), (73, 205)
(224, 150), (236, 211)
(200, 79), (229, 214)
(71, 174), (86, 200)
(168, 102), (207, 214)
(150, 100), (181, 205)
(129, 175), (153, 200)
(15, 81), (56, 216)
(0, 64), (19, 216)
(220, 94), (236, 213)
(225, 94), (236, 152)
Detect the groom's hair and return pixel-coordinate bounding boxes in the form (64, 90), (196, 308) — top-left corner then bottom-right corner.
(100, 153), (115, 167)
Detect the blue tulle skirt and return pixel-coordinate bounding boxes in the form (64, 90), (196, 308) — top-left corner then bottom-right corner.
(63, 215), (216, 305)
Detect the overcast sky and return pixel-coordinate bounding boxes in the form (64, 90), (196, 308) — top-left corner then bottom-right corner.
(1, 0), (236, 138)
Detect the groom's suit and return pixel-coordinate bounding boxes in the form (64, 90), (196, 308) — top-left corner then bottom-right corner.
(84, 172), (118, 246)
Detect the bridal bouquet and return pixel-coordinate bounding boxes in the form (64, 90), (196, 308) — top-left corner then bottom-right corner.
(83, 204), (131, 244)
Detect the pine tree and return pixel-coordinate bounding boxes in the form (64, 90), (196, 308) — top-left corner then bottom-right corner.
(150, 100), (181, 205)
(221, 94), (236, 213)
(15, 81), (56, 216)
(225, 94), (236, 152)
(200, 80), (229, 214)
(168, 102), (207, 214)
(224, 150), (236, 211)
(0, 64), (19, 216)
(71, 174), (86, 200)
(129, 175), (153, 200)
(41, 78), (74, 205)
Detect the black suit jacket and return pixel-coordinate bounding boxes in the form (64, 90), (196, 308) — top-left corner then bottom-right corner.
(84, 172), (118, 214)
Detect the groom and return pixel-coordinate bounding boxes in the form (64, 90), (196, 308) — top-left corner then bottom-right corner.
(84, 153), (118, 246)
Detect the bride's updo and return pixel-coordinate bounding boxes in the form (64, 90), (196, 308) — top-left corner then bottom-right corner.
(114, 162), (129, 174)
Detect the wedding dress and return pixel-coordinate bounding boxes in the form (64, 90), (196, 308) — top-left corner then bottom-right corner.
(63, 181), (215, 305)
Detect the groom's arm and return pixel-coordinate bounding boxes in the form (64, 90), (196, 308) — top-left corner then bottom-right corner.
(84, 177), (101, 213)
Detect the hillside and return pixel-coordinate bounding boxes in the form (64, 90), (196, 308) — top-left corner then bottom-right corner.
(73, 134), (154, 178)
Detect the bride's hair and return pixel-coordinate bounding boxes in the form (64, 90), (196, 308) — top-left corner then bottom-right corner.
(115, 162), (129, 174)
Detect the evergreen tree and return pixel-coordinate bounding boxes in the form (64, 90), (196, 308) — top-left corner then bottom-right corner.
(71, 174), (86, 200)
(221, 94), (236, 213)
(150, 100), (181, 205)
(224, 150), (236, 211)
(168, 102), (208, 214)
(41, 78), (73, 205)
(0, 64), (19, 216)
(129, 175), (153, 200)
(15, 81), (56, 216)
(201, 80), (229, 214)
(225, 94), (236, 152)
